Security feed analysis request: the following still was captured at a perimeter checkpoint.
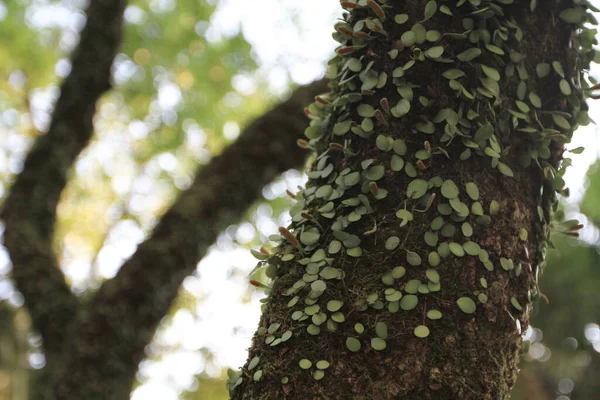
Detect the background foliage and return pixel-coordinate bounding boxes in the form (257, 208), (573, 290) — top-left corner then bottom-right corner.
(0, 0), (598, 399)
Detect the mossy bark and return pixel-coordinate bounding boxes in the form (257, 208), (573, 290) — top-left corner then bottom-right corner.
(232, 1), (591, 399)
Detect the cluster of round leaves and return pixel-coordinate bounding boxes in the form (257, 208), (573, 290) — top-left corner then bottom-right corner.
(238, 0), (596, 390)
(298, 358), (330, 381)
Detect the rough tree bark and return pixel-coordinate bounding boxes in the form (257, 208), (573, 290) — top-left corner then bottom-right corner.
(231, 0), (594, 399)
(1, 0), (325, 397)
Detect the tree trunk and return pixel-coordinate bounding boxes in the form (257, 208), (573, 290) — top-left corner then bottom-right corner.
(231, 0), (593, 398)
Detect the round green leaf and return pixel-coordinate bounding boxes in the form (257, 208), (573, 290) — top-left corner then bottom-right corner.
(431, 216), (444, 230)
(441, 180), (459, 199)
(307, 324), (320, 335)
(393, 139), (407, 155)
(497, 162), (514, 177)
(511, 296), (523, 311)
(327, 300), (343, 312)
(559, 79), (572, 96)
(347, 247), (363, 257)
(400, 295), (418, 310)
(457, 48), (481, 62)
(385, 236), (400, 250)
(391, 155), (405, 171)
(449, 242), (465, 257)
(461, 222), (473, 237)
(381, 272), (394, 286)
(489, 200), (500, 216)
(552, 113), (571, 130)
(375, 322), (388, 339)
(424, 0), (437, 20)
(428, 251), (440, 266)
(519, 228), (528, 241)
(311, 280), (326, 292)
(485, 44), (504, 55)
(301, 230), (320, 246)
(406, 251), (422, 266)
(394, 14), (409, 24)
(392, 266), (406, 279)
(253, 369), (263, 381)
(320, 266), (341, 280)
(344, 172), (361, 187)
(426, 269), (440, 283)
(414, 325), (430, 338)
(248, 356), (260, 371)
(471, 202), (484, 216)
(443, 69), (465, 79)
(407, 179), (429, 199)
(268, 323), (281, 334)
(412, 23), (427, 44)
(333, 120), (351, 135)
(331, 312), (345, 323)
(354, 323), (365, 334)
(426, 46), (444, 59)
(357, 104), (375, 117)
(385, 290), (402, 302)
(299, 359), (312, 369)
(529, 92), (542, 108)
(366, 165), (385, 181)
(437, 242), (450, 258)
(457, 297), (477, 314)
(405, 279), (421, 294)
(536, 63), (551, 78)
(441, 223), (456, 238)
(424, 231), (439, 247)
(463, 241), (481, 256)
(427, 310), (442, 320)
(316, 360), (330, 369)
(371, 337), (387, 351)
(281, 330), (293, 342)
(328, 240), (342, 254)
(465, 182), (479, 200)
(401, 31), (416, 46)
(346, 337), (361, 352)
(426, 30), (441, 42)
(313, 370), (325, 380)
(481, 64), (500, 81)
(376, 135), (391, 151)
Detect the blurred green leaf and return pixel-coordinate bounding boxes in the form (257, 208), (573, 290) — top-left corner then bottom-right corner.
(581, 161), (600, 228)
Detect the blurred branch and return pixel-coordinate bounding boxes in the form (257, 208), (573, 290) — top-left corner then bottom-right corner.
(0, 0), (126, 361)
(54, 79), (327, 397)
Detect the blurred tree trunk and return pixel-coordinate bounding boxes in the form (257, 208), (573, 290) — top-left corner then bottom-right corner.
(0, 305), (29, 400)
(231, 1), (593, 399)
